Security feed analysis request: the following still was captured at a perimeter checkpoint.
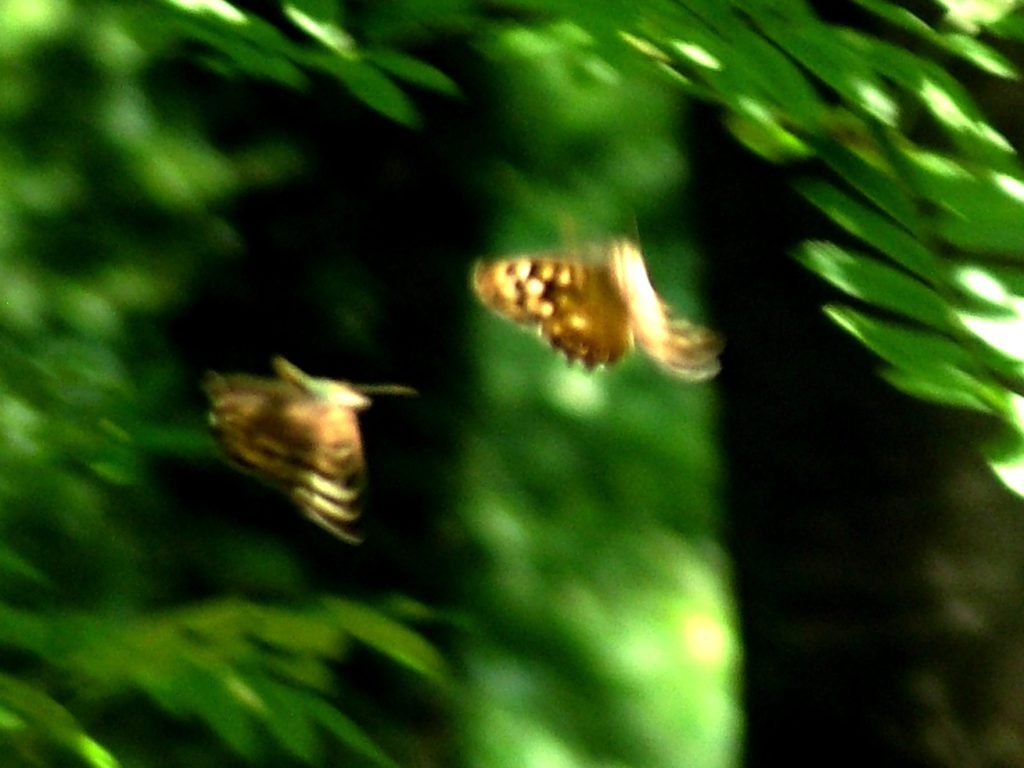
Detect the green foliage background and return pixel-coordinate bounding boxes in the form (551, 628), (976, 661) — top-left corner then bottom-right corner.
(2, 0), (1024, 766)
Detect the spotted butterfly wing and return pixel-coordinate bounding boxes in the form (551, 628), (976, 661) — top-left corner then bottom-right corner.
(473, 238), (722, 379)
(203, 356), (377, 544)
(472, 243), (633, 368)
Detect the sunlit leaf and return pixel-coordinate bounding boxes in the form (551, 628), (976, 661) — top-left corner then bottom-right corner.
(795, 241), (950, 330)
(160, 0), (247, 25)
(726, 112), (812, 162)
(940, 33), (1019, 77)
(824, 305), (974, 375)
(939, 0), (1019, 31)
(881, 365), (996, 413)
(853, 0), (1018, 77)
(957, 308), (1024, 366)
(754, 11), (898, 125)
(796, 180), (937, 278)
(838, 33), (1013, 159)
(952, 263), (1024, 311)
(0, 673), (121, 767)
(75, 735), (121, 768)
(852, 0), (934, 35)
(728, 22), (825, 128)
(902, 150), (1024, 254)
(986, 396), (1024, 497)
(283, 0), (340, 25)
(283, 1), (355, 55)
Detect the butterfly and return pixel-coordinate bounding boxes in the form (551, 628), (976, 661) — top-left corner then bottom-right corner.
(472, 237), (723, 379)
(202, 356), (414, 544)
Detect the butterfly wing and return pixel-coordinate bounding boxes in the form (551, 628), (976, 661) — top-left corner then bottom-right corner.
(203, 369), (367, 544)
(473, 253), (634, 368)
(284, 402), (367, 544)
(610, 239), (723, 381)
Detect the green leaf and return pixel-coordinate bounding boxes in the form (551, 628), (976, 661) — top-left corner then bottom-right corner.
(159, 0), (248, 25)
(721, 22), (825, 128)
(753, 11), (897, 125)
(283, 0), (340, 25)
(940, 33), (1019, 78)
(912, 66), (1014, 159)
(0, 603), (50, 653)
(726, 112), (813, 162)
(903, 150), (1024, 254)
(824, 304), (974, 376)
(827, 305), (999, 413)
(990, 11), (1024, 39)
(795, 241), (951, 330)
(75, 735), (121, 768)
(247, 676), (322, 764)
(243, 604), (346, 658)
(316, 57), (421, 126)
(957, 307), (1024, 367)
(174, 660), (260, 759)
(162, 13), (308, 88)
(305, 696), (401, 768)
(880, 366), (996, 413)
(852, 0), (935, 37)
(283, 1), (355, 56)
(666, 19), (823, 135)
(323, 598), (447, 679)
(952, 263), (1024, 311)
(850, 35), (997, 156)
(940, 0), (1019, 31)
(986, 396), (1024, 497)
(368, 50), (461, 96)
(814, 140), (918, 231)
(796, 180), (937, 278)
(988, 437), (1024, 497)
(852, 0), (1018, 78)
(0, 673), (121, 767)
(0, 543), (47, 584)
(672, 0), (740, 35)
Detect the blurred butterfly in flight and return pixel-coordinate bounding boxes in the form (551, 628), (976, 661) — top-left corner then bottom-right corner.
(203, 356), (414, 544)
(473, 237), (723, 380)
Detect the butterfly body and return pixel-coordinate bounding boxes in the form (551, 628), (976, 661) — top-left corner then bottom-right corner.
(473, 238), (723, 379)
(203, 357), (408, 544)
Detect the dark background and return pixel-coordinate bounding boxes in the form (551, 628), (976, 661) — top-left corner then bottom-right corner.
(2, 1), (1024, 767)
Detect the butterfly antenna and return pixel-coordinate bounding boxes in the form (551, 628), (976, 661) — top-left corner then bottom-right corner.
(355, 383), (418, 397)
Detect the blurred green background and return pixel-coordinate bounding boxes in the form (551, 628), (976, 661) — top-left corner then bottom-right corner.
(0, 1), (736, 766)
(6, 1), (1024, 766)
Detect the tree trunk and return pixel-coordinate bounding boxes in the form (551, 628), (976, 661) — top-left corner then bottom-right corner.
(696, 108), (1024, 767)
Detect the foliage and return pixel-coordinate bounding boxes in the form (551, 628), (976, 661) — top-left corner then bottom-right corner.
(629, 1), (1024, 496)
(4, 0), (1024, 766)
(142, 1), (1024, 497)
(0, 591), (442, 766)
(0, 1), (445, 765)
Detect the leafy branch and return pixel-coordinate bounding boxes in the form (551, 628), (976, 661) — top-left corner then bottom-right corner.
(0, 593), (444, 766)
(143, 0), (1024, 496)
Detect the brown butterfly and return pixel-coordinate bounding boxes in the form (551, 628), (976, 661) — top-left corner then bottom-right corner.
(202, 356), (414, 544)
(472, 237), (723, 379)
